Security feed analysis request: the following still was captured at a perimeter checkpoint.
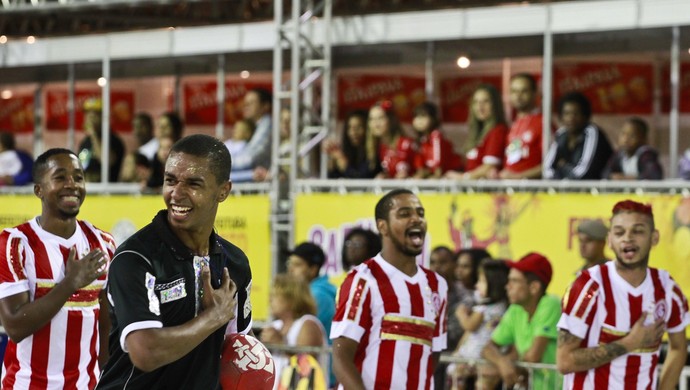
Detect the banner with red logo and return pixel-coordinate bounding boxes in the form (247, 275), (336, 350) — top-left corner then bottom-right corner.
(553, 63), (653, 115)
(660, 62), (690, 113)
(45, 90), (135, 133)
(439, 75), (503, 123)
(337, 75), (426, 123)
(0, 95), (34, 133)
(183, 81), (273, 126)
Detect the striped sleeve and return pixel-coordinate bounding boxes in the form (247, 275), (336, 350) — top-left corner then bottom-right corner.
(557, 270), (600, 339)
(543, 130), (561, 179)
(432, 273), (448, 352)
(666, 276), (690, 334)
(99, 230), (117, 259)
(0, 229), (30, 298)
(569, 125), (599, 179)
(330, 270), (372, 343)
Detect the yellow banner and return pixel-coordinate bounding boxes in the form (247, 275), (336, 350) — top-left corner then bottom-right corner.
(0, 194), (272, 320)
(295, 193), (690, 302)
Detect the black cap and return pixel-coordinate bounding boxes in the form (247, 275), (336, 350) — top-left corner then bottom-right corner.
(289, 242), (326, 268)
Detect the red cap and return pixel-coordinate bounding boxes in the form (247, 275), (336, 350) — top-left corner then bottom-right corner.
(507, 252), (552, 287)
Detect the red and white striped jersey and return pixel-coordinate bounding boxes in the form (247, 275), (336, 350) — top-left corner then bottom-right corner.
(558, 261), (690, 390)
(0, 217), (115, 390)
(330, 254), (448, 390)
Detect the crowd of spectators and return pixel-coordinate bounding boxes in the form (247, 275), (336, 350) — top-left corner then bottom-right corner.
(0, 77), (681, 189)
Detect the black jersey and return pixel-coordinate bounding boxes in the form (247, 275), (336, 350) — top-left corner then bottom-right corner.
(97, 210), (253, 389)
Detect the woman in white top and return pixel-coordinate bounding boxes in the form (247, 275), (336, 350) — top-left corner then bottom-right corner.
(260, 274), (329, 390)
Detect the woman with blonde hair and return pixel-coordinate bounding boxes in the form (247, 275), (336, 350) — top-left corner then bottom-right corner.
(260, 274), (328, 389)
(446, 84), (508, 180)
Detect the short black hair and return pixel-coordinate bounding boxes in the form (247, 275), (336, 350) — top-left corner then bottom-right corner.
(481, 259), (509, 304)
(33, 148), (79, 183)
(511, 73), (537, 91)
(375, 188), (415, 221)
(557, 91), (592, 121)
(249, 88), (272, 106)
(431, 245), (454, 259)
(161, 112), (185, 141)
(169, 134), (231, 184)
(456, 248), (492, 287)
(626, 116), (648, 139)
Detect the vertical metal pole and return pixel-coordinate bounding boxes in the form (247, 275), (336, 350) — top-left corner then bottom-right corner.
(271, 0), (285, 279)
(541, 7), (553, 179)
(424, 41), (435, 101)
(216, 53), (226, 140)
(67, 62), (75, 151)
(502, 58), (512, 118)
(670, 26), (680, 178)
(289, 0), (300, 248)
(174, 66), (182, 113)
(33, 84), (43, 158)
(101, 39), (111, 184)
(320, 0), (332, 179)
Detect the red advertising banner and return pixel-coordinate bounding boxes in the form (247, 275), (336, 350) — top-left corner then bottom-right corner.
(183, 81), (273, 126)
(337, 75), (426, 123)
(553, 63), (653, 115)
(0, 95), (34, 133)
(439, 75), (503, 123)
(660, 62), (690, 113)
(45, 90), (135, 133)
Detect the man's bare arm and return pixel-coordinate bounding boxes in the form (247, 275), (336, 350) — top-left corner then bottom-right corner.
(332, 337), (365, 390)
(557, 315), (664, 375)
(98, 289), (111, 369)
(522, 336), (550, 363)
(658, 331), (687, 390)
(482, 341), (518, 388)
(125, 267), (236, 372)
(556, 330), (627, 374)
(0, 248), (106, 343)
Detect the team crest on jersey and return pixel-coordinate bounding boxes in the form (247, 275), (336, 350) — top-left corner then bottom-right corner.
(244, 281), (252, 318)
(654, 300), (667, 322)
(431, 292), (442, 315)
(522, 131), (533, 142)
(145, 272), (160, 316)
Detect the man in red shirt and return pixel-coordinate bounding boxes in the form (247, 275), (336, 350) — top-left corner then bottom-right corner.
(499, 74), (545, 179)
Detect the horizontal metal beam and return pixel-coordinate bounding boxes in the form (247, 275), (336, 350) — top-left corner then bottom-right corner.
(293, 178), (690, 195)
(2, 0), (690, 68)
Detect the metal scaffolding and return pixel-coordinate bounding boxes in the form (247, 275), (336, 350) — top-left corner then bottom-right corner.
(271, 0), (333, 274)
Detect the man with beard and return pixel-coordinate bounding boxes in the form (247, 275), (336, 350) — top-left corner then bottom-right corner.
(557, 200), (689, 389)
(0, 149), (115, 389)
(330, 189), (448, 390)
(498, 73), (547, 179)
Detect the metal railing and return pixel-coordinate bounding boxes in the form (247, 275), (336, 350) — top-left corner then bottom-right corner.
(0, 181), (272, 196)
(262, 343), (690, 390)
(2, 178), (688, 196)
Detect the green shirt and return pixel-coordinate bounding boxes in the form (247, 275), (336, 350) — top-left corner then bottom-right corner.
(491, 294), (562, 389)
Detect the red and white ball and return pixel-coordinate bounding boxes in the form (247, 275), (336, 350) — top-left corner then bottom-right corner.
(220, 333), (275, 390)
